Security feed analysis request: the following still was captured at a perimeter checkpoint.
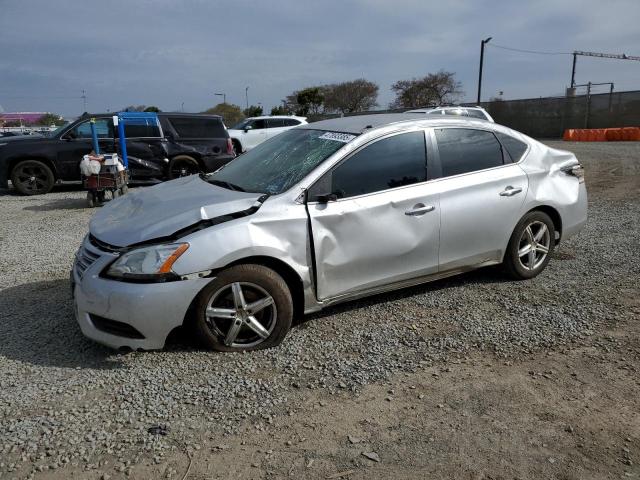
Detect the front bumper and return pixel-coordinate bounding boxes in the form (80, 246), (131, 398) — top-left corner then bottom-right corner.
(71, 238), (211, 350)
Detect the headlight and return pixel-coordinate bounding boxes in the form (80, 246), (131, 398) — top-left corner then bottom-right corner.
(105, 243), (189, 281)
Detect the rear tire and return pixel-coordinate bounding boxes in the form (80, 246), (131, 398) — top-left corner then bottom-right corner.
(193, 264), (293, 352)
(168, 155), (200, 179)
(11, 160), (55, 195)
(232, 139), (242, 156)
(503, 211), (555, 280)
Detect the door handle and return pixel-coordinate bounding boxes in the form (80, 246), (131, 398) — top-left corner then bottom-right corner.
(499, 186), (523, 197)
(405, 204), (435, 216)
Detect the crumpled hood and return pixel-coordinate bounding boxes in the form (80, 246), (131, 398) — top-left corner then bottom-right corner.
(90, 175), (263, 247)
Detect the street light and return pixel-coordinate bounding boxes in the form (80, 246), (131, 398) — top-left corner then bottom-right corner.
(477, 36), (492, 104)
(215, 92), (226, 104)
(245, 86), (249, 110)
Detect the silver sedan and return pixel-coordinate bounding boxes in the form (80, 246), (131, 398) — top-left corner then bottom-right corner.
(71, 114), (587, 352)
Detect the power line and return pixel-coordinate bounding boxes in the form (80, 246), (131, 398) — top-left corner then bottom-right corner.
(487, 43), (571, 56)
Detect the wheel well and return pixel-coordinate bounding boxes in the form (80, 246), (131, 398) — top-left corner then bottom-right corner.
(225, 256), (305, 321)
(527, 205), (562, 243)
(171, 154), (202, 165)
(231, 138), (242, 152)
(9, 157), (59, 181)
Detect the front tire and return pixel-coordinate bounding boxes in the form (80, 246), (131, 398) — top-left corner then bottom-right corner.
(11, 160), (55, 195)
(503, 211), (555, 280)
(194, 264), (293, 352)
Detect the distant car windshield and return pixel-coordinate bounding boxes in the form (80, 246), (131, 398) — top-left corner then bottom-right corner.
(208, 129), (354, 195)
(230, 119), (252, 130)
(441, 109), (487, 120)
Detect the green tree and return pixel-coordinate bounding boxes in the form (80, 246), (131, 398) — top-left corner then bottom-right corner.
(243, 105), (263, 117)
(390, 70), (463, 108)
(296, 87), (324, 116)
(122, 105), (148, 112)
(203, 103), (244, 126)
(35, 113), (65, 126)
(323, 79), (379, 114)
(143, 106), (161, 112)
(270, 105), (288, 115)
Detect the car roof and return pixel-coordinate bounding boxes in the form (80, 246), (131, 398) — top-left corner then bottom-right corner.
(300, 113), (439, 134)
(78, 112), (223, 120)
(247, 115), (307, 120)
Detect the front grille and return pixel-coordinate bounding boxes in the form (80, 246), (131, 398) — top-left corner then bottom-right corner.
(89, 314), (146, 339)
(74, 245), (100, 278)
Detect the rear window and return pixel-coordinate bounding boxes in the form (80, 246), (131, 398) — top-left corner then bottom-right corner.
(168, 117), (226, 138)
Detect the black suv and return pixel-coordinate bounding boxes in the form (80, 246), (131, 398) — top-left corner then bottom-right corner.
(0, 112), (235, 195)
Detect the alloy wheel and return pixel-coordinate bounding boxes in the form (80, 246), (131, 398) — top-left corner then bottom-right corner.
(14, 164), (49, 193)
(517, 220), (551, 270)
(205, 282), (277, 348)
(170, 160), (199, 178)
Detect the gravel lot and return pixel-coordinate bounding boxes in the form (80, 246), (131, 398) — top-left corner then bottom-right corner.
(0, 141), (638, 479)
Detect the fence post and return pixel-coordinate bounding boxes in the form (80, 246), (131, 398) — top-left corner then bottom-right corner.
(584, 82), (591, 129)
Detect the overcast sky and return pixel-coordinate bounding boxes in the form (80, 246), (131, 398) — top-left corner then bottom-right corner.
(1, 0), (639, 118)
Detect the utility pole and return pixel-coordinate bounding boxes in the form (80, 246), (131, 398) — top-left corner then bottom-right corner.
(215, 92), (226, 104)
(477, 37), (492, 104)
(245, 86), (249, 110)
(81, 89), (87, 112)
(570, 50), (640, 89)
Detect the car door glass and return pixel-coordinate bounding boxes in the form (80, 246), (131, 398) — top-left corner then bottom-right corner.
(251, 120), (266, 130)
(267, 119), (285, 128)
(330, 131), (426, 198)
(435, 128), (503, 177)
(494, 131), (528, 162)
(284, 119), (300, 126)
(123, 119), (161, 138)
(69, 119), (113, 139)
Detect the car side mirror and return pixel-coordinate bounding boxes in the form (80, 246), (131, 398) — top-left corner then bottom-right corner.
(165, 131), (175, 141)
(314, 192), (338, 203)
(65, 131), (76, 140)
(244, 126), (253, 132)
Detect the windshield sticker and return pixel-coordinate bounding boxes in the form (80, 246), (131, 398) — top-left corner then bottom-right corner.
(319, 132), (356, 143)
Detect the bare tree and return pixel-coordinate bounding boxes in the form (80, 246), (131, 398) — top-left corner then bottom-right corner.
(324, 79), (379, 114)
(390, 71), (463, 108)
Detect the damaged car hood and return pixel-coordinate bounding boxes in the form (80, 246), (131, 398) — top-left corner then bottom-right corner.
(90, 175), (264, 247)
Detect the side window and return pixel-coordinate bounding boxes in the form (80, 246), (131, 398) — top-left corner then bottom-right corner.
(330, 131), (426, 198)
(251, 119), (266, 130)
(168, 117), (226, 138)
(495, 131), (528, 162)
(69, 119), (113, 139)
(123, 120), (161, 138)
(435, 128), (503, 177)
(284, 119), (300, 126)
(267, 118), (285, 128)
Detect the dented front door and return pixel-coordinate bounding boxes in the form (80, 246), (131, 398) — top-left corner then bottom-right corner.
(308, 184), (440, 301)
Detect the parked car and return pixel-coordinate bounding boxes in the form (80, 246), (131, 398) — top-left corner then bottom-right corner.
(0, 113), (234, 195)
(407, 106), (494, 122)
(227, 115), (307, 154)
(72, 114), (587, 352)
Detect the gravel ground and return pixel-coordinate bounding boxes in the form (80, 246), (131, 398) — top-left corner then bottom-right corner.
(0, 141), (638, 479)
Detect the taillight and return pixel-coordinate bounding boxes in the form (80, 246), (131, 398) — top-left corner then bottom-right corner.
(226, 138), (234, 156)
(561, 164), (585, 182)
